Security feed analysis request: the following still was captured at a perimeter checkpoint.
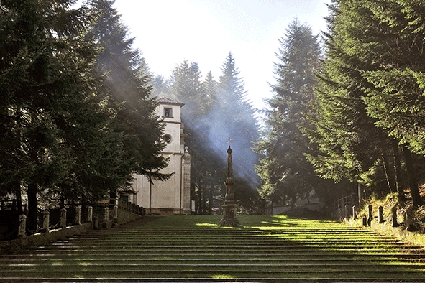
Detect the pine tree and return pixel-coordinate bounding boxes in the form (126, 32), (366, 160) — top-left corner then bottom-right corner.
(357, 0), (425, 206)
(169, 60), (225, 214)
(202, 71), (218, 114)
(0, 0), (103, 232)
(309, 0), (424, 206)
(168, 56), (261, 213)
(88, 0), (169, 187)
(216, 53), (260, 186)
(255, 19), (329, 206)
(171, 60), (208, 126)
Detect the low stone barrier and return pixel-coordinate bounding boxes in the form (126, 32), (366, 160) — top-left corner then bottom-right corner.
(1, 200), (144, 251)
(0, 222), (92, 254)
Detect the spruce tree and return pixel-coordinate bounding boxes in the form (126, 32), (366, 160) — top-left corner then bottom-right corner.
(216, 53), (260, 186)
(169, 60), (225, 214)
(356, 0), (425, 206)
(255, 19), (328, 206)
(0, 0), (102, 232)
(168, 56), (261, 213)
(309, 0), (424, 206)
(88, 0), (169, 187)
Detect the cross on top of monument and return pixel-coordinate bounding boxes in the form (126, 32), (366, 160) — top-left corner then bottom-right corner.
(227, 137), (233, 148)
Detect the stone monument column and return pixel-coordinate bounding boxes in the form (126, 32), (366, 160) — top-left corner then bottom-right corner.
(220, 146), (239, 227)
(182, 148), (192, 214)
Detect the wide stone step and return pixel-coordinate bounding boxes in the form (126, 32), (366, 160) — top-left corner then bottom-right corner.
(1, 279), (423, 283)
(3, 262), (424, 270)
(1, 215), (424, 282)
(3, 251), (423, 261)
(1, 257), (422, 264)
(31, 245), (424, 253)
(71, 238), (402, 245)
(38, 241), (413, 248)
(2, 265), (424, 275)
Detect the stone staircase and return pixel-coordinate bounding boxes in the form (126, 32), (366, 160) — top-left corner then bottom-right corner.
(0, 215), (424, 282)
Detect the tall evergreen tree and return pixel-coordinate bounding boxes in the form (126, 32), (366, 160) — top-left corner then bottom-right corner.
(151, 75), (170, 98)
(357, 0), (425, 206)
(215, 52), (260, 186)
(202, 71), (218, 114)
(88, 0), (169, 187)
(169, 60), (225, 214)
(171, 60), (208, 126)
(309, 0), (424, 206)
(168, 57), (261, 213)
(0, 0), (102, 232)
(255, 19), (329, 206)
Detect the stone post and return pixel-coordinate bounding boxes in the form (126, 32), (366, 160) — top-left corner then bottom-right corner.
(344, 204), (349, 219)
(60, 208), (67, 228)
(352, 205), (357, 220)
(92, 216), (99, 230)
(18, 214), (27, 237)
(103, 206), (109, 229)
(42, 210), (50, 232)
(378, 205), (384, 223)
(74, 206), (81, 225)
(392, 206), (399, 227)
(87, 206), (93, 223)
(113, 204), (118, 225)
(367, 204), (373, 225)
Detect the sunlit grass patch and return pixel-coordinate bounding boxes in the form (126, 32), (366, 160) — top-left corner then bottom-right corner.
(211, 274), (236, 279)
(195, 222), (219, 228)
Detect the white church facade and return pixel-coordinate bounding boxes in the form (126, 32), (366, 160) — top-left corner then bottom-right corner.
(130, 97), (192, 214)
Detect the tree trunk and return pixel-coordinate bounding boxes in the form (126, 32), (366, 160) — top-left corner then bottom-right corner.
(402, 146), (422, 207)
(26, 182), (38, 234)
(393, 142), (404, 203)
(382, 152), (396, 193)
(208, 186), (213, 214)
(14, 182), (23, 215)
(197, 183), (202, 214)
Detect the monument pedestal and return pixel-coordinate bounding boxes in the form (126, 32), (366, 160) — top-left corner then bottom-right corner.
(220, 203), (239, 227)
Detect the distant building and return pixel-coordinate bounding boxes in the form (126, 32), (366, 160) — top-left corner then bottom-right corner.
(130, 97), (191, 214)
(266, 190), (321, 215)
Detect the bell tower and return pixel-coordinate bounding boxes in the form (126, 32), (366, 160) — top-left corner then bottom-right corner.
(131, 97), (191, 214)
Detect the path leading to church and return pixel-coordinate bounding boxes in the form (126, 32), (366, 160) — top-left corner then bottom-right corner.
(0, 215), (424, 282)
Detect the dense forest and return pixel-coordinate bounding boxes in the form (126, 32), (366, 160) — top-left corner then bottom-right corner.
(256, 0), (425, 227)
(1, 0), (425, 233)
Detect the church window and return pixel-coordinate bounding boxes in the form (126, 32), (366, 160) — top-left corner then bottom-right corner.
(164, 134), (172, 144)
(164, 107), (173, 117)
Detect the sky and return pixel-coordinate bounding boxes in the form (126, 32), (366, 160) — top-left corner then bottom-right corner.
(112, 0), (331, 110)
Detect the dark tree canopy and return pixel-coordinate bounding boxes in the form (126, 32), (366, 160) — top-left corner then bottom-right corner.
(308, 0), (425, 207)
(0, 0), (172, 234)
(0, 0), (103, 232)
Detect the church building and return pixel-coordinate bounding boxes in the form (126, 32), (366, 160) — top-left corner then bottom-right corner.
(130, 97), (192, 214)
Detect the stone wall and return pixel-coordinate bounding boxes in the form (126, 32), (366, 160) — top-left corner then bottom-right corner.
(0, 222), (92, 254)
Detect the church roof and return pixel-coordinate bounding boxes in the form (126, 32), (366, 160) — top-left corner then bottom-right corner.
(156, 96), (185, 106)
